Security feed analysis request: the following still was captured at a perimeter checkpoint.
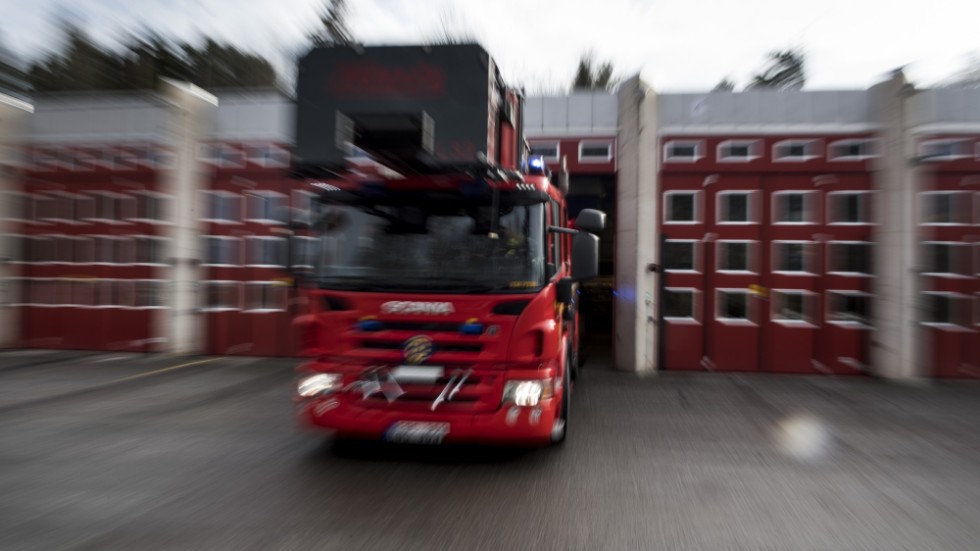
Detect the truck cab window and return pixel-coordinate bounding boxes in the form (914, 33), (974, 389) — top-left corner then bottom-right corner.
(313, 194), (546, 293)
(548, 199), (561, 278)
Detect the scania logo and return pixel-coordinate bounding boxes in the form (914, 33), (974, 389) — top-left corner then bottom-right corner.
(380, 301), (455, 315)
(403, 335), (434, 365)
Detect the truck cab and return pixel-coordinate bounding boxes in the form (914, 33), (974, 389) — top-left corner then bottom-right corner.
(289, 44), (604, 446)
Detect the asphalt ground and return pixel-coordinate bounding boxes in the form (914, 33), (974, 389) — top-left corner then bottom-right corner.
(1, 350), (978, 550)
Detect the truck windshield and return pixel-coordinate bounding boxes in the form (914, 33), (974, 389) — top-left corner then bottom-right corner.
(312, 194), (546, 293)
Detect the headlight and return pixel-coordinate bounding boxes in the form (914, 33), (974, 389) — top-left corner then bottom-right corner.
(297, 373), (343, 397)
(502, 379), (553, 407)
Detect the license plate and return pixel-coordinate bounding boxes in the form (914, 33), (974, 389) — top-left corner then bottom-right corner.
(391, 365), (444, 384)
(385, 421), (450, 444)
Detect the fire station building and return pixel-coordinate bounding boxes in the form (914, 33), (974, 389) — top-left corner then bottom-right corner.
(1, 71), (978, 379)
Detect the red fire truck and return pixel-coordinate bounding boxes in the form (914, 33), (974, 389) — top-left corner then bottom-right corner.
(290, 44), (605, 446)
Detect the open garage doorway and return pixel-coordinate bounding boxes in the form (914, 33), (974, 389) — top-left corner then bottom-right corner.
(566, 174), (616, 368)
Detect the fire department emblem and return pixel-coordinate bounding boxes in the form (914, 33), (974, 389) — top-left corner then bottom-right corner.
(402, 335), (434, 365)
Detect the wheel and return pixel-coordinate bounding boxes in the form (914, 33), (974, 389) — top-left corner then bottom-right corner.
(551, 355), (571, 445)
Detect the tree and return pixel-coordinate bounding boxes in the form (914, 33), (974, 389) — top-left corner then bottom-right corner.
(27, 24), (279, 93)
(182, 39), (277, 89)
(27, 23), (128, 92)
(309, 0), (353, 46)
(0, 33), (30, 100)
(122, 33), (194, 90)
(750, 49), (805, 90)
(713, 77), (735, 92)
(572, 53), (615, 91)
(432, 6), (475, 45)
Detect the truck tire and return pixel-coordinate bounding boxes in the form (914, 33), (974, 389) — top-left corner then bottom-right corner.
(551, 355), (571, 445)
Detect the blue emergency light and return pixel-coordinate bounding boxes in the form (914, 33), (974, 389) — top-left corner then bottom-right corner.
(527, 155), (547, 175)
(460, 318), (484, 335)
(356, 317), (383, 332)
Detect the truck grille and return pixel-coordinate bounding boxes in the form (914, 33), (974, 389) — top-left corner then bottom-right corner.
(356, 371), (500, 412)
(376, 321), (462, 332)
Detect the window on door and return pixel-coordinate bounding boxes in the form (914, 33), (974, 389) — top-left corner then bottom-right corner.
(717, 191), (756, 224)
(828, 242), (873, 275)
(827, 291), (871, 327)
(134, 280), (167, 308)
(664, 288), (697, 321)
(202, 192), (242, 223)
(717, 241), (753, 272)
(922, 242), (971, 276)
(828, 192), (871, 224)
(203, 236), (241, 266)
(246, 237), (287, 267)
(771, 291), (816, 324)
(203, 281), (241, 311)
(245, 282), (287, 312)
(133, 237), (167, 265)
(773, 192), (814, 224)
(919, 192), (971, 225)
(664, 191), (699, 223)
(246, 191), (288, 224)
(663, 240), (698, 272)
(291, 236), (318, 268)
(717, 289), (752, 322)
(773, 241), (813, 274)
(922, 292), (971, 327)
(131, 192), (168, 222)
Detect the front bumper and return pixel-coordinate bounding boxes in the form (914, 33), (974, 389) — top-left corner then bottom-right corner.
(296, 396), (559, 446)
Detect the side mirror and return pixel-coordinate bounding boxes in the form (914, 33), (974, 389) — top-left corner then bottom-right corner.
(575, 208), (605, 235)
(571, 231), (599, 281)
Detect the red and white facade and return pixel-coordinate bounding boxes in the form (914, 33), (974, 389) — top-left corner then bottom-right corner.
(10, 140), (173, 351)
(657, 133), (878, 374)
(194, 139), (300, 356)
(914, 133), (980, 378)
(527, 80), (980, 379)
(1, 75), (978, 379)
(0, 90), (304, 356)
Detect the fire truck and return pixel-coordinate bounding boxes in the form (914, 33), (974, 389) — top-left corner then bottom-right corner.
(290, 44), (605, 446)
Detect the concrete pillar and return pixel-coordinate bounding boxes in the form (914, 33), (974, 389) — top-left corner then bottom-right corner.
(0, 94), (32, 349)
(614, 77), (659, 373)
(159, 80), (217, 355)
(869, 71), (923, 380)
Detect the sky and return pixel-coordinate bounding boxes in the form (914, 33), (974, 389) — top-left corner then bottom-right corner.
(0, 0), (976, 92)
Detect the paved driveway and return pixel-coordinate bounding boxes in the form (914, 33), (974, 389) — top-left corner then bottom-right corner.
(1, 351), (978, 550)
